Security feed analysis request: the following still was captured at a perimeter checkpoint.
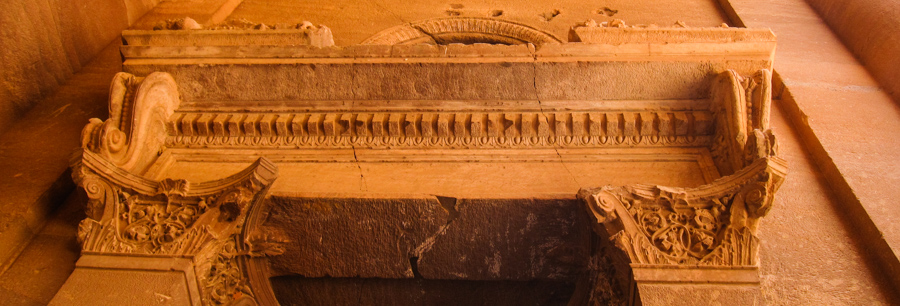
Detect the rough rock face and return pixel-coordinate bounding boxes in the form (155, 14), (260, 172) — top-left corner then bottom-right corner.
(416, 198), (590, 281)
(261, 196), (594, 304)
(264, 197), (448, 278)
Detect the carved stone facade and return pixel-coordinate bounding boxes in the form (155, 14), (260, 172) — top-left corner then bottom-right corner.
(51, 16), (787, 306)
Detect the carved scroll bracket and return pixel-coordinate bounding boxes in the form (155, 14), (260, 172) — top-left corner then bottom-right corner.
(711, 69), (776, 176)
(70, 149), (280, 305)
(81, 72), (181, 174)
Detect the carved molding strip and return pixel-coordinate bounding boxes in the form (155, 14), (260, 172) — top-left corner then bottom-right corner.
(81, 72), (181, 174)
(124, 21), (336, 48)
(571, 23), (776, 45)
(166, 110), (714, 148)
(362, 17), (562, 46)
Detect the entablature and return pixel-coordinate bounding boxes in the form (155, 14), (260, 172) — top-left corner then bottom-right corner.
(59, 18), (786, 306)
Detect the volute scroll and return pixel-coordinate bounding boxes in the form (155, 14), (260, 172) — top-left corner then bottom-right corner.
(81, 72), (181, 174)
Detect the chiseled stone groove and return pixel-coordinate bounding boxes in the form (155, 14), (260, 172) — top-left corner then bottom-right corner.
(165, 111), (713, 148)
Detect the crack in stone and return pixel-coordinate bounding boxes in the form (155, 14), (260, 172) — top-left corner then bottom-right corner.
(351, 146), (368, 191)
(411, 24), (440, 44)
(367, 0), (406, 24)
(349, 48), (367, 192)
(408, 256), (423, 278)
(408, 196), (460, 275)
(355, 279), (363, 305)
(435, 195), (460, 223)
(531, 54), (580, 187)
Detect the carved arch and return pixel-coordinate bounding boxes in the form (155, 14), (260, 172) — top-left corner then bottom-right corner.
(361, 17), (562, 46)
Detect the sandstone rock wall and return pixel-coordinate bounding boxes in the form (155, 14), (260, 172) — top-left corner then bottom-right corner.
(804, 0), (900, 103)
(0, 0), (157, 134)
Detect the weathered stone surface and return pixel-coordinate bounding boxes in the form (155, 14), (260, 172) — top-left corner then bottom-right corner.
(0, 42), (120, 272)
(227, 0), (731, 46)
(263, 197), (590, 281)
(123, 53), (769, 103)
(805, 0), (900, 104)
(417, 198), (590, 281)
(264, 197), (449, 278)
(728, 0), (900, 301)
(131, 0), (241, 30)
(0, 0), (138, 134)
(51, 269), (194, 306)
(637, 283), (762, 306)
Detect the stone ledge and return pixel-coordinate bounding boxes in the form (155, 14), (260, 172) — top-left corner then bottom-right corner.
(631, 265), (759, 284)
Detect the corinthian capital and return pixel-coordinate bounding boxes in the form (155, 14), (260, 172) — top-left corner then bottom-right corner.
(578, 155), (786, 266)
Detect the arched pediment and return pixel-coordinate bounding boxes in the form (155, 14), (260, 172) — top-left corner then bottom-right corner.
(362, 17), (562, 46)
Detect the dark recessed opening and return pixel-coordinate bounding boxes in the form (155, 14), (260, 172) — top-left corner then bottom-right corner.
(427, 33), (527, 45)
(270, 277), (576, 306)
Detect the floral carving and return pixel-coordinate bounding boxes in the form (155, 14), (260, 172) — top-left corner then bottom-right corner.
(202, 238), (254, 305)
(71, 150), (278, 256)
(157, 178), (189, 196)
(579, 153), (786, 266)
(76, 180), (261, 255)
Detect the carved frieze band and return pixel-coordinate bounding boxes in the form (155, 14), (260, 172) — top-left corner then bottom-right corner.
(578, 154), (785, 266)
(166, 110), (714, 148)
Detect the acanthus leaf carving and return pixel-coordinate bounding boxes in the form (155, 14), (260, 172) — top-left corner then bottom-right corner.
(578, 153), (786, 267)
(71, 149), (277, 257)
(197, 236), (256, 305)
(71, 149), (280, 305)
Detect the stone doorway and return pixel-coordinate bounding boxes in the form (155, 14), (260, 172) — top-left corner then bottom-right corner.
(248, 197), (629, 305)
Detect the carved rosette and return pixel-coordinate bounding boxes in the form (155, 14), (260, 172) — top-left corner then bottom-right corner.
(71, 149), (279, 305)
